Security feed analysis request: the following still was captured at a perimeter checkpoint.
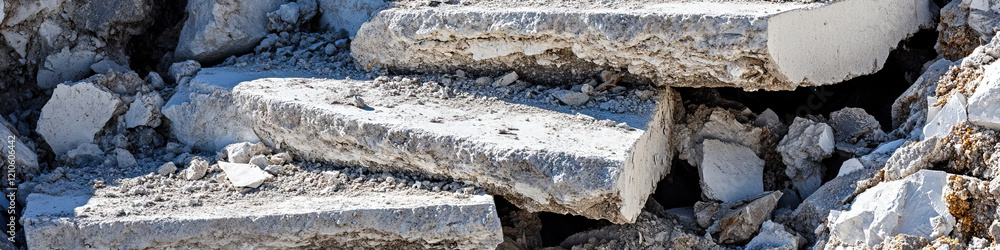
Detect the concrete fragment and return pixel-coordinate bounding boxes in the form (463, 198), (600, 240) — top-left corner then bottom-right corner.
(115, 148), (138, 168)
(695, 191), (781, 244)
(37, 82), (122, 155)
(66, 143), (103, 164)
(219, 162), (272, 188)
(788, 169), (866, 236)
(124, 92), (165, 129)
(837, 158), (864, 177)
(778, 117), (834, 199)
(675, 106), (764, 168)
(551, 90), (589, 106)
(493, 71), (518, 87)
(180, 157), (209, 181)
(967, 64), (1000, 129)
(699, 139), (764, 203)
(745, 220), (801, 250)
(353, 0), (935, 90)
(248, 155), (269, 168)
(317, 0), (387, 37)
(146, 72), (165, 90)
(24, 192), (502, 249)
(923, 93), (968, 139)
(233, 68), (681, 223)
(37, 46), (97, 89)
(223, 142), (268, 164)
(175, 0), (284, 62)
(90, 59), (131, 75)
(826, 170), (955, 247)
(168, 60), (202, 82)
(0, 117), (39, 178)
(937, 0), (1000, 59)
(269, 152), (293, 165)
(158, 162), (177, 175)
(829, 107), (887, 155)
(891, 59), (956, 140)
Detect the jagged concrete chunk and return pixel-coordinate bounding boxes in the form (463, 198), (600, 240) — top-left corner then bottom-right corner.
(699, 139), (764, 203)
(316, 0), (387, 37)
(353, 0), (935, 91)
(745, 220), (802, 250)
(826, 170), (955, 247)
(967, 62), (1000, 129)
(37, 46), (97, 89)
(175, 0), (284, 62)
(219, 162), (272, 188)
(694, 191), (781, 244)
(37, 82), (122, 156)
(230, 68), (679, 223)
(124, 92), (165, 129)
(24, 192), (501, 249)
(778, 117), (834, 199)
(0, 117), (39, 178)
(923, 93), (968, 139)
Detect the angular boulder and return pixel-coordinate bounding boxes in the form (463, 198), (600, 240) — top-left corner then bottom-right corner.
(37, 82), (122, 155)
(175, 0), (284, 62)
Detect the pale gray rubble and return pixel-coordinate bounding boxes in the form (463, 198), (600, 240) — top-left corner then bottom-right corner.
(694, 191), (782, 244)
(36, 81), (122, 156)
(353, 0), (935, 91)
(891, 59), (958, 140)
(174, 0), (284, 62)
(828, 107), (887, 156)
(231, 67), (681, 223)
(745, 220), (804, 250)
(698, 139), (764, 203)
(317, 0), (387, 37)
(558, 203), (719, 249)
(24, 144), (503, 249)
(938, 0), (1000, 60)
(0, 117), (39, 181)
(777, 117), (834, 199)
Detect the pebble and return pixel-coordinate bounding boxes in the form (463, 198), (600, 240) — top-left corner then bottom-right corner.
(158, 162), (177, 175)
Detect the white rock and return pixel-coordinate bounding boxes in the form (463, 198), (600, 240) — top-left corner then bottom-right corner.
(0, 117), (39, 176)
(37, 47), (97, 89)
(317, 0), (387, 37)
(37, 82), (122, 156)
(826, 170), (955, 247)
(124, 92), (165, 129)
(180, 157), (209, 180)
(66, 143), (103, 163)
(248, 155), (269, 168)
(175, 0), (284, 62)
(115, 148), (138, 168)
(551, 90), (589, 106)
(167, 60), (201, 82)
(967, 64), (1000, 129)
(157, 162), (177, 175)
(353, 0), (935, 90)
(923, 92), (967, 140)
(699, 139), (764, 203)
(219, 162), (273, 188)
(145, 72), (165, 90)
(493, 71), (518, 87)
(745, 220), (800, 250)
(837, 158), (864, 177)
(269, 152), (293, 165)
(90, 60), (131, 75)
(778, 118), (834, 199)
(278, 2), (299, 24)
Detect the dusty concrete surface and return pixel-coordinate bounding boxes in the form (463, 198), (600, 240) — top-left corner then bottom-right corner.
(230, 67), (680, 223)
(353, 0), (935, 91)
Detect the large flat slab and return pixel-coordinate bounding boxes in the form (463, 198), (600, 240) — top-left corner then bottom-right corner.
(231, 68), (679, 223)
(352, 0), (934, 91)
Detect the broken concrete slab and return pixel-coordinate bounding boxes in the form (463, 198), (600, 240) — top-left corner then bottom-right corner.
(353, 0), (935, 91)
(24, 191), (502, 249)
(316, 0), (387, 37)
(37, 82), (122, 156)
(699, 139), (764, 203)
(218, 162), (272, 188)
(175, 0), (284, 62)
(230, 68), (680, 223)
(826, 170), (955, 247)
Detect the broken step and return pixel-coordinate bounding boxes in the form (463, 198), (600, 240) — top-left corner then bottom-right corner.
(229, 68), (680, 223)
(24, 188), (501, 249)
(352, 0), (934, 91)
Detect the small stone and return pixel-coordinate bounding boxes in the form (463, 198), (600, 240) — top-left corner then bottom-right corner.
(66, 143), (103, 164)
(635, 90), (655, 100)
(474, 77), (492, 86)
(168, 60), (201, 82)
(219, 162), (273, 188)
(581, 84), (594, 95)
(223, 142), (260, 164)
(493, 71), (518, 87)
(115, 148), (138, 168)
(180, 157), (209, 180)
(249, 155), (269, 168)
(455, 69), (467, 78)
(158, 162), (177, 176)
(278, 2), (299, 24)
(264, 165), (286, 175)
(353, 96), (368, 108)
(269, 152), (293, 165)
(324, 44), (336, 55)
(551, 90), (589, 106)
(745, 220), (801, 250)
(124, 92), (165, 129)
(145, 72), (165, 90)
(334, 38), (349, 49)
(837, 158), (864, 177)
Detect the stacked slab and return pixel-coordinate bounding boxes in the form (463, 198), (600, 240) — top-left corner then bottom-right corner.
(352, 0), (935, 91)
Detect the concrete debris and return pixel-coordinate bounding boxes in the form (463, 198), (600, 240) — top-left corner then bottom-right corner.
(891, 59), (957, 140)
(829, 107), (887, 155)
(493, 71), (518, 87)
(745, 220), (802, 250)
(36, 46), (98, 89)
(218, 162), (272, 188)
(317, 0), (387, 37)
(269, 152), (293, 165)
(66, 143), (104, 164)
(157, 162), (177, 175)
(787, 166), (867, 236)
(222, 142), (269, 164)
(353, 0), (934, 90)
(826, 170), (955, 247)
(966, 61), (1000, 129)
(778, 117), (834, 199)
(675, 106), (764, 168)
(124, 92), (165, 129)
(233, 67), (680, 223)
(938, 0), (1000, 59)
(923, 92), (968, 140)
(248, 155), (269, 168)
(551, 90), (590, 106)
(180, 157), (209, 181)
(559, 210), (717, 249)
(37, 82), (122, 156)
(175, 0), (284, 62)
(699, 139), (764, 203)
(0, 117), (39, 178)
(883, 137), (949, 182)
(694, 191), (781, 244)
(168, 60), (202, 83)
(115, 148), (138, 168)
(146, 72), (166, 90)
(837, 158), (864, 177)
(90, 59), (131, 75)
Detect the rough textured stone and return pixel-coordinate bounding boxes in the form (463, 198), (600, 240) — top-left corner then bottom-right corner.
(551, 90), (589, 106)
(37, 82), (122, 156)
(829, 107), (887, 155)
(0, 117), (39, 178)
(23, 192), (502, 249)
(175, 0), (284, 62)
(778, 117), (834, 199)
(90, 59), (131, 75)
(36, 46), (97, 89)
(168, 60), (202, 82)
(699, 139), (764, 203)
(353, 0), (935, 91)
(937, 0), (1000, 60)
(745, 220), (801, 250)
(218, 162), (272, 188)
(826, 170), (955, 247)
(966, 62), (1000, 129)
(317, 0), (387, 37)
(115, 148), (138, 168)
(891, 59), (957, 140)
(180, 157), (209, 181)
(232, 68), (681, 223)
(124, 92), (165, 129)
(923, 92), (968, 140)
(695, 191), (781, 244)
(675, 106), (764, 168)
(157, 162), (177, 175)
